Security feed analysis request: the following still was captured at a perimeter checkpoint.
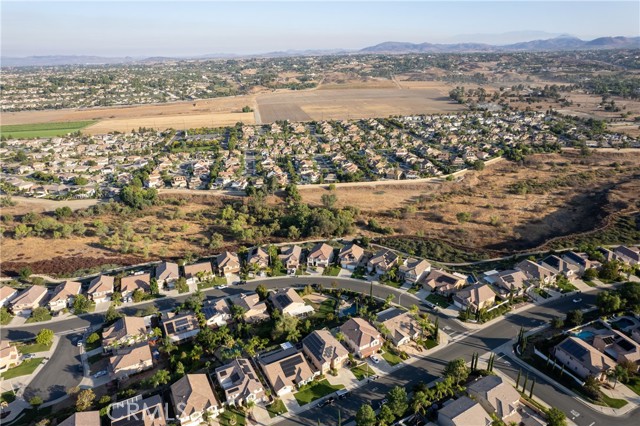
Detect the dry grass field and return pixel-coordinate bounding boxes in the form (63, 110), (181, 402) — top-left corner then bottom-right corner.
(256, 87), (465, 123)
(298, 149), (640, 252)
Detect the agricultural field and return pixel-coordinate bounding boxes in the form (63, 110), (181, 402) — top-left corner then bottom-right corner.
(256, 86), (464, 123)
(0, 121), (95, 138)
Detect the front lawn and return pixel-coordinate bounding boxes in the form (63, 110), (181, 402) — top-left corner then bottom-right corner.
(1, 391), (16, 404)
(350, 364), (375, 380)
(294, 379), (344, 406)
(322, 266), (341, 276)
(380, 279), (402, 288)
(218, 407), (246, 426)
(426, 293), (450, 308)
(266, 399), (288, 418)
(381, 350), (403, 366)
(19, 341), (52, 354)
(601, 394), (628, 409)
(624, 375), (640, 396)
(1, 358), (44, 379)
(26, 311), (52, 323)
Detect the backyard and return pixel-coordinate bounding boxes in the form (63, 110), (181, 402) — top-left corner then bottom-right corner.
(218, 407), (246, 426)
(294, 379), (345, 406)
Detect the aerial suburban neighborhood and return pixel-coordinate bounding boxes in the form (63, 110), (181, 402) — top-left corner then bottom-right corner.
(2, 2), (640, 426)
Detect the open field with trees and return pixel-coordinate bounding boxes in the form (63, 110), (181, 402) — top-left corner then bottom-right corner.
(1, 149), (639, 275)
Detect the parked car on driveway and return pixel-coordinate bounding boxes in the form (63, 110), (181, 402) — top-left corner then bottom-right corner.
(23, 353), (36, 359)
(371, 355), (380, 364)
(93, 370), (108, 378)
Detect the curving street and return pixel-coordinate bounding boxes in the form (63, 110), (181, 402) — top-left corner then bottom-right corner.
(2, 276), (636, 426)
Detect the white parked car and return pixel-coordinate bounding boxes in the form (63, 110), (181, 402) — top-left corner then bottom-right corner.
(371, 355), (380, 364)
(93, 370), (108, 378)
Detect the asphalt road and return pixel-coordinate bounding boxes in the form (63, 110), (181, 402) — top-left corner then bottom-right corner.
(4, 276), (636, 425)
(271, 290), (638, 426)
(23, 332), (83, 402)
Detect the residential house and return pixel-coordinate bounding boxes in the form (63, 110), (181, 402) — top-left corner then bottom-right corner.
(269, 288), (314, 317)
(592, 329), (640, 370)
(162, 312), (200, 343)
(58, 411), (101, 426)
(279, 245), (303, 274)
(338, 244), (365, 271)
(453, 284), (496, 313)
(376, 308), (421, 347)
(248, 246), (270, 271)
(0, 285), (19, 307)
(423, 269), (467, 296)
(230, 293), (269, 323)
(171, 374), (223, 426)
(102, 316), (149, 351)
(561, 251), (596, 274)
(302, 329), (349, 374)
(614, 245), (640, 266)
(109, 342), (154, 380)
(215, 358), (266, 406)
(437, 396), (492, 426)
(515, 260), (556, 286)
(258, 346), (317, 396)
(339, 317), (383, 358)
(217, 251), (241, 276)
(399, 258), (431, 284)
(10, 285), (48, 316)
(0, 341), (21, 372)
(307, 242), (335, 268)
(202, 298), (232, 328)
(120, 273), (151, 300)
(155, 261), (180, 288)
(367, 249), (399, 275)
(485, 269), (529, 297)
(553, 337), (616, 381)
(540, 255), (579, 280)
(110, 394), (167, 426)
(87, 274), (114, 304)
(467, 375), (520, 422)
(184, 262), (213, 285)
(48, 280), (81, 312)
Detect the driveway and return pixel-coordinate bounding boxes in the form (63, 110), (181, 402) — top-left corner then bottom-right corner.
(23, 332), (84, 403)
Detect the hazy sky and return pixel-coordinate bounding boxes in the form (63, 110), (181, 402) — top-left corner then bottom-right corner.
(2, 1), (639, 57)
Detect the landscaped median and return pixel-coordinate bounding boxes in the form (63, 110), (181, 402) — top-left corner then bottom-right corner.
(293, 379), (345, 406)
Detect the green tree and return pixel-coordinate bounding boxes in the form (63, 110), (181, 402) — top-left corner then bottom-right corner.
(355, 404), (377, 426)
(377, 404), (395, 426)
(73, 294), (92, 314)
(150, 369), (171, 387)
(387, 386), (408, 418)
(546, 408), (567, 426)
(256, 284), (269, 300)
(29, 396), (43, 409)
(0, 307), (13, 324)
(443, 358), (469, 384)
(150, 278), (159, 295)
(86, 332), (100, 344)
(597, 291), (622, 314)
(54, 206), (73, 219)
(131, 289), (146, 303)
(76, 389), (95, 411)
(566, 309), (583, 327)
(272, 314), (300, 342)
(582, 268), (597, 281)
(105, 304), (122, 324)
(30, 307), (51, 323)
(472, 160), (485, 171)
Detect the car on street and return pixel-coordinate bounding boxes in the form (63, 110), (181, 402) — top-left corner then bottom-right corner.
(367, 374), (379, 382)
(572, 298), (582, 303)
(93, 370), (108, 378)
(237, 280), (247, 285)
(218, 285), (228, 289)
(371, 355), (380, 364)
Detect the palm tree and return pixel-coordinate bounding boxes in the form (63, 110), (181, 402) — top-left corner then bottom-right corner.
(411, 389), (433, 424)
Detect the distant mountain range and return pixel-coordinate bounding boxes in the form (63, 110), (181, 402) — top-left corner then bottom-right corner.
(359, 36), (640, 54)
(3, 36), (639, 67)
